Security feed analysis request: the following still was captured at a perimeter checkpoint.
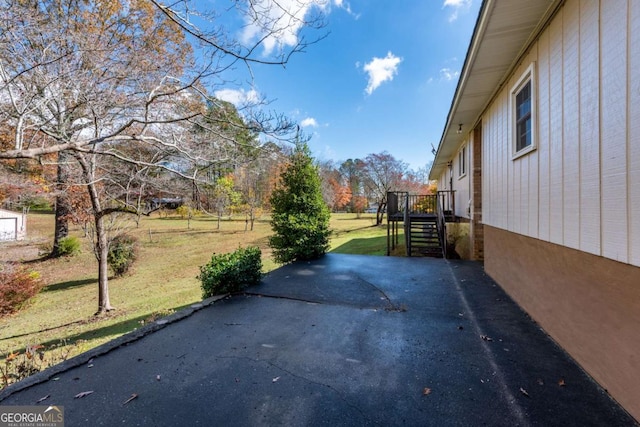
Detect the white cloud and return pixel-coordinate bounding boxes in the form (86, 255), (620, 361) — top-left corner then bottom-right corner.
(443, 0), (472, 22)
(214, 88), (260, 106)
(362, 52), (402, 95)
(300, 117), (319, 127)
(240, 0), (329, 56)
(439, 68), (460, 81)
(333, 0), (358, 18)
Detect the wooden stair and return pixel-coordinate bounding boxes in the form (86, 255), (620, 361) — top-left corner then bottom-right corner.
(406, 216), (443, 257)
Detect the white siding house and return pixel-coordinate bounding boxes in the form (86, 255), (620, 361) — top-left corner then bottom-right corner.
(430, 0), (640, 420)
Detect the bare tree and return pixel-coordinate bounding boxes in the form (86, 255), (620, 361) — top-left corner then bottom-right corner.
(361, 152), (407, 225)
(0, 0), (325, 314)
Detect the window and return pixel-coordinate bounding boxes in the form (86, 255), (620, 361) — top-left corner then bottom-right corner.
(515, 82), (531, 150)
(511, 63), (536, 158)
(458, 145), (467, 178)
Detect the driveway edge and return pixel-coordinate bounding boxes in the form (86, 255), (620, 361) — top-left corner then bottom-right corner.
(0, 294), (228, 402)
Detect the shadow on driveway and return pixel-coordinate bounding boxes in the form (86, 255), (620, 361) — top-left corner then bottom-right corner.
(0, 254), (636, 426)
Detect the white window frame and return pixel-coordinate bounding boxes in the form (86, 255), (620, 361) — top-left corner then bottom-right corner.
(458, 144), (467, 179)
(511, 63), (536, 159)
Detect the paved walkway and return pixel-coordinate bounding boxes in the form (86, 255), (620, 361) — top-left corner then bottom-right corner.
(0, 254), (636, 426)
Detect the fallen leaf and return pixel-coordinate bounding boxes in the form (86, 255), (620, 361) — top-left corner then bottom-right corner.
(36, 395), (50, 403)
(480, 335), (493, 342)
(558, 379), (566, 387)
(519, 387), (530, 398)
(422, 387), (432, 396)
(74, 391), (94, 399)
(122, 393), (138, 405)
(272, 376), (281, 383)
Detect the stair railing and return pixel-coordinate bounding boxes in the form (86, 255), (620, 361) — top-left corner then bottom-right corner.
(403, 193), (411, 256)
(436, 193), (447, 259)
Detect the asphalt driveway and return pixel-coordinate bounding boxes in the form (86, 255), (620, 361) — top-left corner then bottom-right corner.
(0, 254), (636, 426)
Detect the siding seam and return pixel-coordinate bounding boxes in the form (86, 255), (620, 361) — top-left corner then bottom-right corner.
(598, 0), (603, 258)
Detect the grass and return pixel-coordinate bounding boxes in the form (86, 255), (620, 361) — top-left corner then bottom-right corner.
(0, 211), (388, 385)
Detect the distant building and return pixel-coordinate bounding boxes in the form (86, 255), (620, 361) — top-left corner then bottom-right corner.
(0, 208), (27, 241)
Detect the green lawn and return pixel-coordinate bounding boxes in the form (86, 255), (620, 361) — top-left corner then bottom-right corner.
(0, 212), (389, 386)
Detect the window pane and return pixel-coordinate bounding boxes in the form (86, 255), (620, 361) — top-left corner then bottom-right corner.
(517, 117), (531, 151)
(515, 80), (532, 152)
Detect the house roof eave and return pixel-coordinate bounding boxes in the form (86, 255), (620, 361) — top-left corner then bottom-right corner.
(428, 0), (563, 181)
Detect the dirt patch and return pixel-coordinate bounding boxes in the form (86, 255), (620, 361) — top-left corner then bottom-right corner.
(0, 240), (46, 263)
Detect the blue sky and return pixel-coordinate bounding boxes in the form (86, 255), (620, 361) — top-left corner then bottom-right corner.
(212, 0), (481, 171)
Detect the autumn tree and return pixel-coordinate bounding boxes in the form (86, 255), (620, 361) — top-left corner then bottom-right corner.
(234, 144), (286, 231)
(315, 160), (335, 210)
(0, 0), (325, 314)
(329, 177), (352, 212)
(352, 195), (368, 219)
(0, 126), (54, 210)
(338, 158), (365, 213)
(209, 176), (240, 229)
(317, 160), (351, 212)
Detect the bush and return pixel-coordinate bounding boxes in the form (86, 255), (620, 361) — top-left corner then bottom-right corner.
(1, 342), (75, 389)
(199, 246), (262, 298)
(176, 205), (201, 219)
(107, 235), (138, 277)
(0, 264), (43, 316)
(56, 236), (81, 257)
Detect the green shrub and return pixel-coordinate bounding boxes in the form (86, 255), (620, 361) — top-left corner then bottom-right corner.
(107, 235), (138, 277)
(56, 236), (81, 257)
(199, 246), (262, 298)
(269, 142), (331, 263)
(0, 264), (43, 316)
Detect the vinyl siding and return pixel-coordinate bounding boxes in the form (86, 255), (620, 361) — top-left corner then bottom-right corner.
(482, 0), (640, 268)
(437, 138), (472, 220)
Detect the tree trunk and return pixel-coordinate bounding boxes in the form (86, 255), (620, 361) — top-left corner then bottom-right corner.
(51, 152), (71, 257)
(76, 152), (114, 315)
(95, 214), (113, 314)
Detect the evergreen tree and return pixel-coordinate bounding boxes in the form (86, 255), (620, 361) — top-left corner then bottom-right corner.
(269, 142), (331, 263)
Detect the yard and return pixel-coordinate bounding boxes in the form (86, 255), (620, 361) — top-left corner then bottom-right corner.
(0, 211), (390, 385)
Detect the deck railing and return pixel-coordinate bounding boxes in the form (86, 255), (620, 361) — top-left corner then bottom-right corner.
(387, 190), (457, 220)
(387, 192), (439, 216)
(436, 190), (456, 221)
